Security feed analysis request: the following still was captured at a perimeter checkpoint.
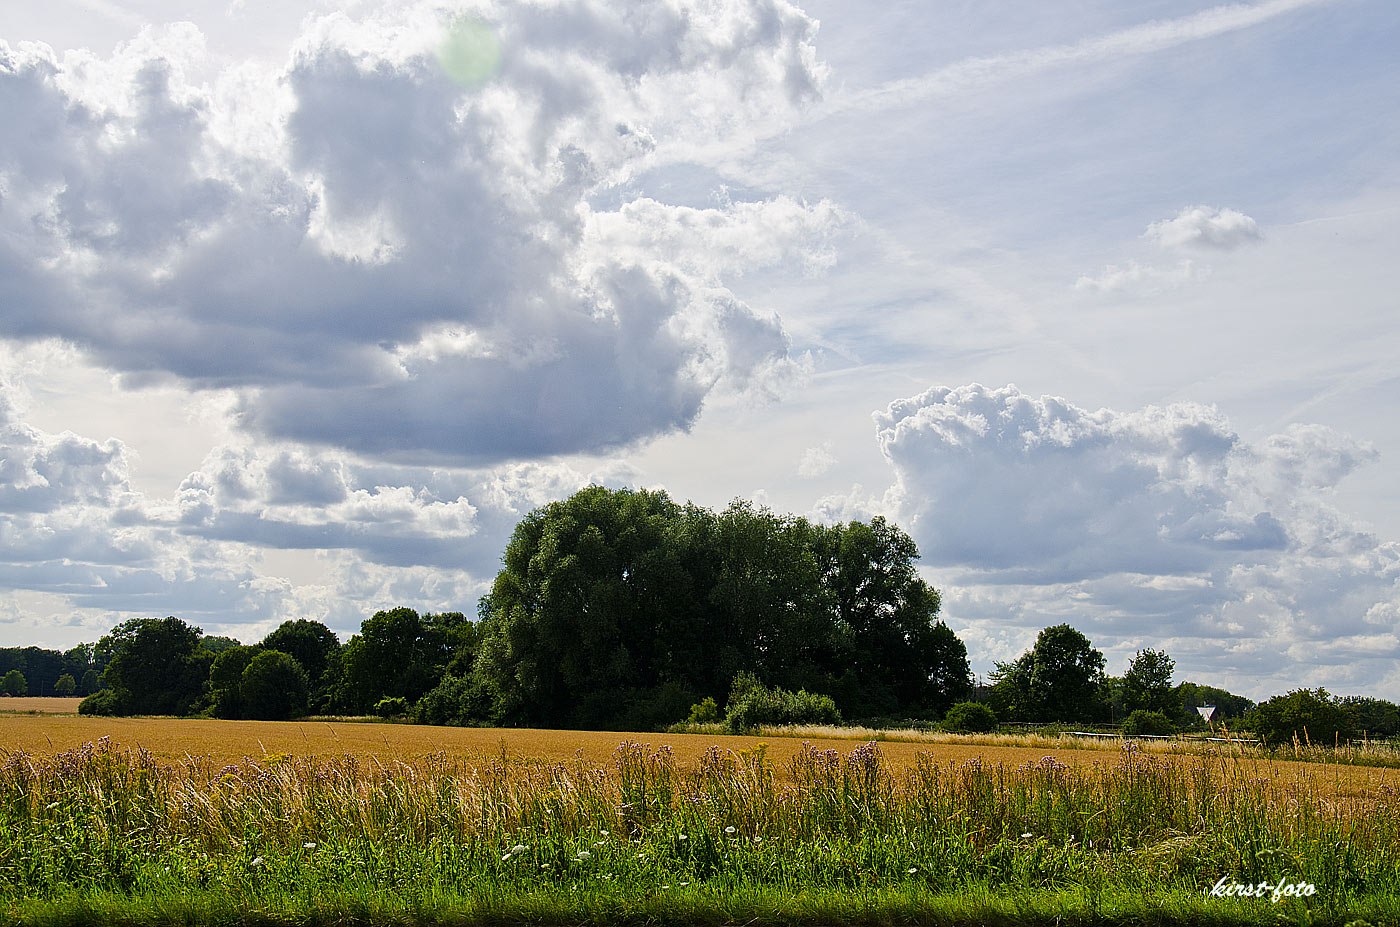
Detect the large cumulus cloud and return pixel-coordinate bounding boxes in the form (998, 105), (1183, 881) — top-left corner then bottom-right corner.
(0, 0), (836, 464)
(872, 384), (1399, 696)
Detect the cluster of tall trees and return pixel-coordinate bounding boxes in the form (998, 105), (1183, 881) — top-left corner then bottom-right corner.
(444, 487), (972, 729)
(70, 488), (972, 728)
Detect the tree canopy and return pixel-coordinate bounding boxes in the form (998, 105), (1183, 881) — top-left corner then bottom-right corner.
(989, 624), (1107, 723)
(471, 486), (969, 729)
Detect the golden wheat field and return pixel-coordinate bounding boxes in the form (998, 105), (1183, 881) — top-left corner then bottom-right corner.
(0, 696), (83, 713)
(2, 714), (1397, 802)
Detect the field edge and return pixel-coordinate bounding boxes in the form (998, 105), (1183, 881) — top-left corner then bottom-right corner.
(5, 885), (1390, 927)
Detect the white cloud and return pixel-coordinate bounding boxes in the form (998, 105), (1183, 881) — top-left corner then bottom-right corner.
(1074, 259), (1206, 295)
(796, 441), (836, 478)
(1146, 205), (1263, 251)
(872, 383), (1398, 697)
(0, 0), (834, 465)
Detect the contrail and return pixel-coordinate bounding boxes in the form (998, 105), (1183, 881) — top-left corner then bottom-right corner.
(822, 0), (1337, 117)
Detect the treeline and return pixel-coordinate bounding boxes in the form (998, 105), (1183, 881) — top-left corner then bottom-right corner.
(1, 644), (111, 699)
(982, 623), (1400, 744)
(19, 485), (1397, 745)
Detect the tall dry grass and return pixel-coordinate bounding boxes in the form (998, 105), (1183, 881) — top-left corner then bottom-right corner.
(0, 736), (1395, 920)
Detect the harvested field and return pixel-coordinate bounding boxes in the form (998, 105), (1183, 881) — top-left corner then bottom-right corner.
(2, 714), (1396, 800)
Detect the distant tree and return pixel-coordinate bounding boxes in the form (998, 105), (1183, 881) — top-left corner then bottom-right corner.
(79, 669), (101, 697)
(199, 636), (243, 655)
(208, 646), (260, 719)
(1122, 649), (1179, 717)
(989, 625), (1107, 723)
(335, 608), (472, 713)
(1245, 688), (1354, 746)
(723, 671), (840, 734)
(239, 651), (309, 721)
(260, 620), (340, 687)
(53, 674), (77, 696)
(816, 517), (958, 716)
(474, 487), (960, 729)
(2, 669), (26, 696)
(1174, 681), (1254, 726)
(412, 674), (491, 727)
(1338, 696), (1400, 740)
(686, 697), (720, 724)
(78, 689), (121, 716)
(99, 617), (213, 716)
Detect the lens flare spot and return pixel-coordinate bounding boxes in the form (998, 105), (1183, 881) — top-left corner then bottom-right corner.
(438, 17), (501, 86)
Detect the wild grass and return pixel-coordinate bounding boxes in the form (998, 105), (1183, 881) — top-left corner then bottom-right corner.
(2, 736), (1397, 924)
(673, 719), (1400, 770)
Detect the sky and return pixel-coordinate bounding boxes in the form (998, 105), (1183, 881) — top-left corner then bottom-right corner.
(1, 0), (1397, 702)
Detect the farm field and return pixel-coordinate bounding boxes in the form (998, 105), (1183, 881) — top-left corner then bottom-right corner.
(3, 713), (1398, 800)
(3, 715), (1399, 925)
(0, 696), (82, 714)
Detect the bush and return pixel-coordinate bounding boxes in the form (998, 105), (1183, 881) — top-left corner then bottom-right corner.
(686, 697), (720, 724)
(1121, 709), (1176, 736)
(943, 701), (997, 733)
(374, 696), (410, 719)
(724, 672), (840, 733)
(78, 689), (122, 716)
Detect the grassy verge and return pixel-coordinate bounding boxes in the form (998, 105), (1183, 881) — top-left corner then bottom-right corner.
(2, 739), (1396, 925)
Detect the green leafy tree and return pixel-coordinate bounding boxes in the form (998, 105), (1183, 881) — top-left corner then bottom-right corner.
(1338, 696), (1400, 739)
(1245, 688), (1354, 746)
(723, 671), (840, 733)
(99, 617), (213, 716)
(817, 518), (966, 716)
(989, 625), (1107, 723)
(53, 673), (76, 696)
(2, 669), (26, 696)
(208, 646), (260, 719)
(79, 669), (101, 697)
(260, 620), (340, 687)
(335, 609), (473, 713)
(199, 636), (243, 655)
(239, 651), (309, 721)
(476, 487), (706, 728)
(474, 486), (961, 729)
(1122, 649), (1179, 717)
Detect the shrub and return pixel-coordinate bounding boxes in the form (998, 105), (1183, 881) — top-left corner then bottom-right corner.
(1121, 709), (1176, 737)
(724, 672), (840, 733)
(374, 696), (410, 719)
(78, 689), (122, 716)
(686, 697), (720, 724)
(943, 701), (998, 733)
